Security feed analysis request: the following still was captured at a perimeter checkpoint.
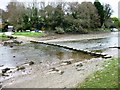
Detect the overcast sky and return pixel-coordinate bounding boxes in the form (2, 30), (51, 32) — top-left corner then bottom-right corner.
(0, 0), (119, 17)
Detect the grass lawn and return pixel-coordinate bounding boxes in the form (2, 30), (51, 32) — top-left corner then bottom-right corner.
(78, 58), (118, 88)
(14, 32), (45, 37)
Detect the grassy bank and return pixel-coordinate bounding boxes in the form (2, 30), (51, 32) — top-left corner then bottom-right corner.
(14, 32), (45, 37)
(0, 34), (10, 41)
(79, 58), (118, 88)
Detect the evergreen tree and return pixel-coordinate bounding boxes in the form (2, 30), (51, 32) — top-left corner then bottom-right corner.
(94, 0), (104, 27)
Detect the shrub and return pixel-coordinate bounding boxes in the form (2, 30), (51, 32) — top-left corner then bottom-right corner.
(65, 28), (72, 33)
(55, 27), (65, 34)
(15, 24), (23, 32)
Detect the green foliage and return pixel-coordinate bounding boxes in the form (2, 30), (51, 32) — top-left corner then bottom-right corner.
(55, 27), (65, 34)
(111, 17), (120, 28)
(0, 34), (9, 41)
(112, 17), (119, 22)
(94, 1), (113, 28)
(15, 24), (23, 31)
(94, 1), (104, 27)
(3, 1), (113, 34)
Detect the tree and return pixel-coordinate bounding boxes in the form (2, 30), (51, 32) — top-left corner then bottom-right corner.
(51, 4), (64, 30)
(78, 2), (100, 28)
(111, 17), (120, 28)
(103, 4), (113, 22)
(5, 0), (26, 29)
(94, 0), (113, 28)
(94, 0), (104, 27)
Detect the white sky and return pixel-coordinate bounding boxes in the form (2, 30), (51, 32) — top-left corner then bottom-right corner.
(0, 0), (119, 17)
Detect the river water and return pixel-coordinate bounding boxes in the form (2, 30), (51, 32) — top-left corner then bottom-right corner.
(0, 43), (93, 69)
(0, 32), (119, 69)
(52, 32), (118, 50)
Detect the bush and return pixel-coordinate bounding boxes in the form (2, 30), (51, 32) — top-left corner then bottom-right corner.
(80, 29), (88, 34)
(65, 28), (72, 33)
(55, 27), (65, 34)
(15, 24), (23, 32)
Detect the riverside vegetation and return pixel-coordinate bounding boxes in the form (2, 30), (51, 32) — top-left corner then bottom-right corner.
(1, 0), (120, 34)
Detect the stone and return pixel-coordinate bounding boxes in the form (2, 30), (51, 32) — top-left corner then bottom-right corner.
(2, 73), (9, 77)
(13, 56), (16, 58)
(13, 40), (22, 44)
(49, 68), (64, 75)
(49, 67), (59, 72)
(17, 66), (25, 71)
(60, 63), (68, 66)
(10, 45), (13, 48)
(58, 70), (64, 75)
(40, 62), (42, 64)
(0, 65), (4, 67)
(0, 84), (2, 88)
(29, 61), (35, 65)
(76, 68), (84, 71)
(61, 60), (72, 65)
(75, 62), (83, 67)
(101, 53), (107, 56)
(103, 55), (112, 59)
(0, 70), (2, 75)
(2, 68), (10, 73)
(7, 36), (15, 39)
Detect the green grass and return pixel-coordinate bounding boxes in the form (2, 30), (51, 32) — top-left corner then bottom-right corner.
(0, 34), (10, 41)
(79, 58), (118, 88)
(14, 32), (45, 37)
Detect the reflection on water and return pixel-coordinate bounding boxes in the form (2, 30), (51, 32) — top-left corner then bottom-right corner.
(52, 32), (118, 50)
(0, 43), (93, 68)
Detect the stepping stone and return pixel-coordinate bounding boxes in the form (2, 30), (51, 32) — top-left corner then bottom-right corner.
(103, 55), (112, 59)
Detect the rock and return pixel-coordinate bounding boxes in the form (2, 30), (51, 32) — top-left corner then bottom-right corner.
(61, 60), (72, 66)
(101, 53), (107, 56)
(40, 62), (42, 64)
(49, 68), (64, 75)
(60, 63), (68, 66)
(75, 62), (83, 67)
(13, 40), (23, 44)
(0, 70), (2, 75)
(49, 67), (59, 72)
(29, 61), (35, 65)
(58, 70), (64, 75)
(0, 84), (2, 88)
(2, 68), (10, 73)
(7, 68), (17, 73)
(17, 66), (25, 71)
(7, 36), (15, 39)
(13, 56), (16, 58)
(10, 45), (13, 48)
(76, 68), (84, 71)
(2, 73), (9, 77)
(0, 65), (4, 67)
(103, 55), (112, 59)
(90, 52), (96, 55)
(3, 42), (9, 46)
